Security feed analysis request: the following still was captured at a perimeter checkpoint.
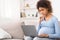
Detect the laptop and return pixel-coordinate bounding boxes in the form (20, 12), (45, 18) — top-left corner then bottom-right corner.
(21, 25), (38, 37)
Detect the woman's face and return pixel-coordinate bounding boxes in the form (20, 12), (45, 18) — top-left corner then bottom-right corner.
(38, 7), (48, 16)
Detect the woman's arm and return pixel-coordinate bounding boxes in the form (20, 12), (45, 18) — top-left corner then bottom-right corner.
(36, 19), (41, 34)
(48, 18), (60, 38)
(36, 16), (44, 34)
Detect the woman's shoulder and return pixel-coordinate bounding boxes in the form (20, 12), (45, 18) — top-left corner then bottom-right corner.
(52, 15), (58, 22)
(52, 15), (58, 19)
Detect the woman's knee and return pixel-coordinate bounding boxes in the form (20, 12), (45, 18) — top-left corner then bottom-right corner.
(33, 37), (41, 40)
(24, 36), (33, 40)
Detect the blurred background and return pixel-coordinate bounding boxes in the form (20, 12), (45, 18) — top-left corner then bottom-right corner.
(0, 0), (60, 20)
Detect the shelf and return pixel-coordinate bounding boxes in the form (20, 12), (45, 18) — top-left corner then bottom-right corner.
(20, 0), (38, 18)
(20, 8), (37, 10)
(20, 17), (38, 20)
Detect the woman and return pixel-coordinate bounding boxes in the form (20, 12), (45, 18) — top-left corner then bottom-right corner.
(24, 0), (60, 40)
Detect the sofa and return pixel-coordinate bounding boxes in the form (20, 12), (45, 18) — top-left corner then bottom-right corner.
(0, 18), (60, 40)
(0, 19), (24, 40)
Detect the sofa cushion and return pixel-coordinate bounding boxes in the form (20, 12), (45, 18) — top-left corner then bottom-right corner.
(0, 19), (24, 39)
(0, 28), (12, 39)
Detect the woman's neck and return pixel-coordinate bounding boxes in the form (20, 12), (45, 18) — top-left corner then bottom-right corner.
(45, 13), (52, 21)
(45, 13), (52, 18)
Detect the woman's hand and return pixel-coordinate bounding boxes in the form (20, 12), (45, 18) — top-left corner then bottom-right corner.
(38, 34), (49, 38)
(39, 15), (44, 23)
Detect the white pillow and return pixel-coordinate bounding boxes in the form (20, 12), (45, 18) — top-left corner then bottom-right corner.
(0, 28), (12, 39)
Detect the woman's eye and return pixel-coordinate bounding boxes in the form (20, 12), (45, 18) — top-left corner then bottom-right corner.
(41, 9), (44, 11)
(38, 9), (44, 12)
(39, 9), (44, 11)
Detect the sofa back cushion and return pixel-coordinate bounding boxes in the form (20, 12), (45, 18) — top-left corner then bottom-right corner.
(0, 19), (24, 39)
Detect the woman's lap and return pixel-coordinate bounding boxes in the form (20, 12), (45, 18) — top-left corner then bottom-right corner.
(24, 36), (55, 40)
(33, 37), (55, 40)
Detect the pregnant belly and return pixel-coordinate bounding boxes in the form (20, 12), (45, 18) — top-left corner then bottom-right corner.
(38, 27), (55, 35)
